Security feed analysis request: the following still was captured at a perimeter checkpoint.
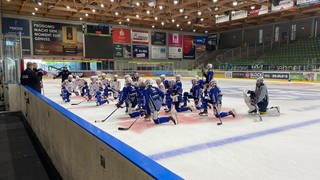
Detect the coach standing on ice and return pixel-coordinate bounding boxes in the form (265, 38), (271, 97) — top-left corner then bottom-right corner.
(202, 63), (214, 84)
(21, 62), (41, 93)
(54, 65), (71, 83)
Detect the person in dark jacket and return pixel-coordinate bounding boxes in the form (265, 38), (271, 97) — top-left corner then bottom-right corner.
(32, 63), (45, 92)
(21, 62), (41, 93)
(54, 65), (71, 83)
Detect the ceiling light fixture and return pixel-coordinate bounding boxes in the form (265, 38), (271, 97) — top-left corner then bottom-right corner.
(215, 7), (219, 11)
(80, 17), (83, 20)
(126, 18), (130, 22)
(200, 18), (204, 21)
(136, 2), (140, 6)
(85, 13), (89, 17)
(148, 0), (156, 7)
(6, 0), (11, 2)
(197, 11), (202, 16)
(152, 25), (155, 28)
(159, 5), (163, 10)
(136, 14), (140, 18)
(38, 2), (42, 6)
(184, 15), (188, 19)
(215, 14), (219, 18)
(187, 21), (191, 24)
(231, 10), (235, 14)
(205, 30), (208, 34)
(115, 12), (119, 16)
(154, 17), (158, 20)
(34, 7), (38, 11)
(173, 0), (179, 5)
(176, 24), (180, 27)
(101, 4), (104, 8)
(110, 0), (114, 2)
(171, 19), (175, 23)
(193, 29), (196, 32)
(92, 9), (96, 13)
(179, 9), (184, 13)
(66, 5), (70, 9)
(119, 21), (122, 24)
(146, 10), (150, 14)
(213, 0), (218, 2)
(251, 5), (255, 10)
(161, 21), (165, 26)
(232, 1), (238, 6)
(32, 12), (36, 15)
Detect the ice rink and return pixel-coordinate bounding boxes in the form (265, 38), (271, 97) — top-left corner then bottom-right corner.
(43, 78), (320, 180)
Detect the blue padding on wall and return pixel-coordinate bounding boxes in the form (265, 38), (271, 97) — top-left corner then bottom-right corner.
(24, 86), (182, 180)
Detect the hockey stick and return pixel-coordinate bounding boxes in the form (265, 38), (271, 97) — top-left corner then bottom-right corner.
(118, 117), (140, 131)
(71, 99), (87, 105)
(254, 104), (262, 121)
(213, 104), (223, 126)
(94, 107), (119, 123)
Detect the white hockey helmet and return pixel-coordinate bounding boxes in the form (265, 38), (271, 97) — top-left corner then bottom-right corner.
(125, 77), (133, 85)
(256, 77), (264, 83)
(124, 74), (130, 79)
(101, 73), (107, 77)
(113, 74), (118, 79)
(68, 75), (73, 80)
(145, 79), (153, 86)
(207, 63), (213, 69)
(175, 74), (181, 80)
(160, 74), (166, 79)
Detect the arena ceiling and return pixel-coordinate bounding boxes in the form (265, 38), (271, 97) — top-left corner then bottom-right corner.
(1, 0), (320, 33)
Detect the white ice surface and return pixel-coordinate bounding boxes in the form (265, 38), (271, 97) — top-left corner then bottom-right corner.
(43, 78), (320, 180)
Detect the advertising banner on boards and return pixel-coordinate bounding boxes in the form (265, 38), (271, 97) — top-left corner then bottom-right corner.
(151, 31), (166, 45)
(132, 30), (149, 44)
(168, 33), (183, 47)
(168, 46), (182, 59)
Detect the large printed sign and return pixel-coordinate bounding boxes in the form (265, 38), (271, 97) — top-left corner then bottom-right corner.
(112, 28), (131, 43)
(231, 10), (248, 20)
(2, 17), (30, 36)
(113, 44), (123, 57)
(168, 46), (182, 59)
(271, 0), (294, 11)
(264, 72), (289, 79)
(151, 31), (166, 45)
(132, 30), (149, 44)
(194, 36), (207, 52)
(297, 0), (320, 5)
(206, 34), (218, 51)
(123, 45), (131, 58)
(183, 35), (195, 59)
(32, 21), (83, 56)
(132, 45), (149, 59)
(168, 33), (182, 47)
(248, 5), (268, 16)
(151, 46), (167, 59)
(216, 14), (229, 24)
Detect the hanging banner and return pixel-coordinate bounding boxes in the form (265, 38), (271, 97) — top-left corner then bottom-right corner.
(151, 31), (166, 45)
(231, 10), (248, 20)
(132, 45), (149, 59)
(112, 28), (131, 43)
(113, 44), (123, 57)
(168, 46), (182, 59)
(2, 17), (30, 36)
(297, 0), (320, 6)
(32, 21), (83, 56)
(168, 33), (183, 47)
(151, 46), (167, 59)
(194, 36), (207, 52)
(271, 0), (293, 12)
(216, 14), (229, 24)
(123, 45), (131, 58)
(206, 34), (218, 51)
(248, 5), (268, 16)
(183, 35), (195, 59)
(132, 30), (149, 44)
(87, 24), (109, 35)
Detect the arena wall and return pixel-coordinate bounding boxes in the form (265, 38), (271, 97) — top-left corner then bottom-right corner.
(16, 86), (181, 180)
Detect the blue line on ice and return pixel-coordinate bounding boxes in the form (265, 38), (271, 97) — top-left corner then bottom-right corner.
(149, 118), (320, 161)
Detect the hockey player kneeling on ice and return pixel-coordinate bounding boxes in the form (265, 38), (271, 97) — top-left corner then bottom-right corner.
(170, 75), (192, 113)
(142, 80), (177, 125)
(247, 77), (269, 114)
(95, 91), (109, 106)
(199, 80), (235, 118)
(88, 76), (102, 100)
(110, 74), (121, 99)
(75, 76), (89, 97)
(62, 75), (77, 102)
(115, 78), (138, 115)
(100, 73), (110, 98)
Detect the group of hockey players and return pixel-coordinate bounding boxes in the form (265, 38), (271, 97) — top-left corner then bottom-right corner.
(59, 63), (272, 125)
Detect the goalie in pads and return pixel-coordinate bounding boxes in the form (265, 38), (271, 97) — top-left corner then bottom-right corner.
(244, 77), (269, 114)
